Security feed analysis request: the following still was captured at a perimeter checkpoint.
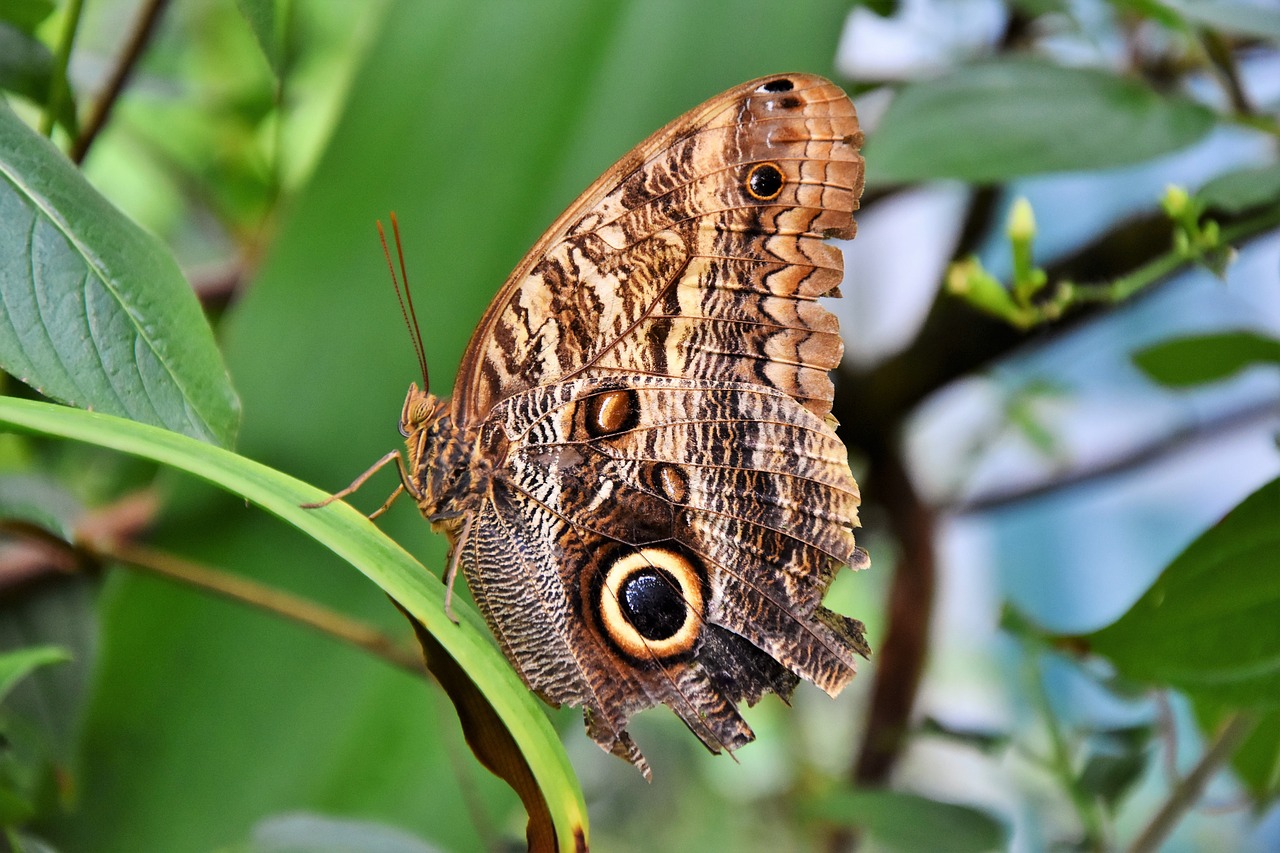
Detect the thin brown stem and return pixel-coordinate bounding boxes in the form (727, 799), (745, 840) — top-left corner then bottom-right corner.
(0, 521), (423, 675)
(103, 541), (426, 674)
(950, 400), (1280, 516)
(1128, 712), (1257, 853)
(71, 0), (172, 164)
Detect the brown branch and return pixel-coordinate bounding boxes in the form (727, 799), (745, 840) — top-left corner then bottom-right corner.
(0, 520), (424, 674)
(70, 0), (172, 164)
(949, 399), (1280, 516)
(853, 445), (936, 786)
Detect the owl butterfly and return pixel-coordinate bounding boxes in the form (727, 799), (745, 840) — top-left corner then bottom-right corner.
(321, 73), (870, 778)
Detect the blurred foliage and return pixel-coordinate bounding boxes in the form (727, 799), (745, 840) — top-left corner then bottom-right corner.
(1, 0), (1279, 851)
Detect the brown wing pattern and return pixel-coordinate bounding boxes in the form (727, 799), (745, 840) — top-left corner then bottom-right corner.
(453, 73), (863, 422)
(460, 376), (868, 773)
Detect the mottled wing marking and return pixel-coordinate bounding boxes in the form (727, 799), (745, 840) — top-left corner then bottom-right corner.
(462, 376), (867, 762)
(454, 74), (863, 421)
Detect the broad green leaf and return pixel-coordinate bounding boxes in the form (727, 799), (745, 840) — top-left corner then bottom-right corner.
(865, 60), (1217, 184)
(0, 0), (54, 34)
(1133, 330), (1280, 387)
(0, 645), (69, 704)
(1164, 0), (1280, 42)
(1198, 162), (1280, 215)
(805, 789), (1007, 852)
(0, 102), (240, 447)
(0, 395), (588, 852)
(1089, 476), (1280, 704)
(235, 0), (279, 75)
(1078, 726), (1153, 808)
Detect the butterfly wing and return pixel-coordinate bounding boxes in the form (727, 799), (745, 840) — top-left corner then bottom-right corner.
(446, 74), (867, 773)
(465, 376), (867, 775)
(452, 73), (863, 421)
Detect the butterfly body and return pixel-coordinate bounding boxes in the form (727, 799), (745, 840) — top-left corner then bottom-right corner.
(388, 74), (869, 777)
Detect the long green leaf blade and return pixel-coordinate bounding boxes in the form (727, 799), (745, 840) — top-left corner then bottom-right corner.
(0, 395), (587, 850)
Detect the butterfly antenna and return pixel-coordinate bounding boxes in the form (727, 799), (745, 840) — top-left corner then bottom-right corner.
(378, 213), (430, 392)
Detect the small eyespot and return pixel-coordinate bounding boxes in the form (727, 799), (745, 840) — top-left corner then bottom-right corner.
(745, 162), (785, 201)
(758, 78), (793, 93)
(656, 464), (689, 504)
(583, 388), (639, 438)
(777, 95), (802, 109)
(596, 548), (704, 660)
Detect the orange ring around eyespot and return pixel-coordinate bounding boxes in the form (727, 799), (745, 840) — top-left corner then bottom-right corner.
(745, 162), (785, 201)
(598, 548), (703, 660)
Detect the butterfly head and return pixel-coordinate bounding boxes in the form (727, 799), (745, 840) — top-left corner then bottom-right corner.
(398, 382), (465, 518)
(399, 382), (444, 441)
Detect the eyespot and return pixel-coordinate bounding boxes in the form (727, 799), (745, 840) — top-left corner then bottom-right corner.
(583, 388), (639, 438)
(656, 464), (688, 504)
(596, 548), (704, 661)
(758, 78), (793, 93)
(745, 162), (785, 201)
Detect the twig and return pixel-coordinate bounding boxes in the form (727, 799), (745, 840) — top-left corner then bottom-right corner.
(39, 0), (85, 138)
(0, 521), (424, 675)
(950, 400), (1280, 516)
(1128, 712), (1257, 853)
(102, 541), (426, 675)
(1026, 650), (1107, 849)
(71, 0), (172, 164)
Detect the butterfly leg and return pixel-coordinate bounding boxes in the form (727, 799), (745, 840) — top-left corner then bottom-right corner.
(442, 513), (474, 624)
(302, 450), (420, 516)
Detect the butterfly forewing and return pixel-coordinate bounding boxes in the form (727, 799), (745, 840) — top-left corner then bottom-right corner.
(453, 74), (863, 421)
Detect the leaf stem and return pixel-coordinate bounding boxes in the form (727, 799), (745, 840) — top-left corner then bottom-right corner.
(1025, 650), (1108, 850)
(40, 0), (85, 138)
(1127, 712), (1257, 853)
(71, 0), (172, 164)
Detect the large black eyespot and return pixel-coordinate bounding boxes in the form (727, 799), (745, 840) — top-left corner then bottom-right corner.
(594, 547), (704, 661)
(746, 162), (785, 201)
(759, 78), (793, 92)
(620, 568), (686, 641)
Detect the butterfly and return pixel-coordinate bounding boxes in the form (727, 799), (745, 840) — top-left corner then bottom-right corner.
(318, 73), (869, 778)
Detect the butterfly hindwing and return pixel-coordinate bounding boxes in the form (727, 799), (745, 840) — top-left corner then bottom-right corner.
(459, 376), (866, 772)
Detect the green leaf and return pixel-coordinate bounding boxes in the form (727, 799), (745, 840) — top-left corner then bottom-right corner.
(0, 101), (240, 447)
(0, 396), (588, 851)
(805, 789), (1007, 853)
(1132, 330), (1280, 387)
(235, 0), (279, 74)
(865, 60), (1217, 184)
(1078, 726), (1153, 809)
(1088, 476), (1280, 705)
(1164, 0), (1280, 42)
(1197, 162), (1280, 215)
(0, 646), (69, 705)
(0, 0), (54, 34)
